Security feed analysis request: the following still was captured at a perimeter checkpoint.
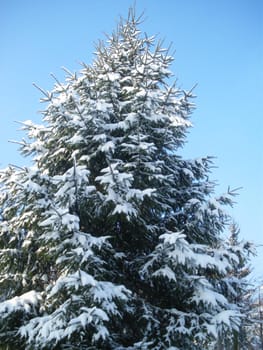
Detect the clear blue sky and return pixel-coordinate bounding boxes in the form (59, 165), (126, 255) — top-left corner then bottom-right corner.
(1, 0), (262, 278)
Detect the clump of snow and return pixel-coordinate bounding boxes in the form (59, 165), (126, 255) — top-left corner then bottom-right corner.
(152, 266), (177, 282)
(212, 310), (241, 328)
(0, 291), (42, 318)
(112, 202), (137, 217)
(49, 270), (96, 297)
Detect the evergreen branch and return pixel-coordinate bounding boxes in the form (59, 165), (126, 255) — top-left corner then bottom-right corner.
(61, 66), (76, 80)
(50, 73), (64, 88)
(8, 139), (27, 146)
(32, 83), (52, 101)
(7, 164), (25, 171)
(183, 83), (198, 98)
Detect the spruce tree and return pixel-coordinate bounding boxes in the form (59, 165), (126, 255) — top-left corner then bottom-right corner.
(215, 223), (255, 350)
(0, 8), (253, 350)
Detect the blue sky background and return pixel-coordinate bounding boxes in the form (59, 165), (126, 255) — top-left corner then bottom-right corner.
(1, 0), (262, 279)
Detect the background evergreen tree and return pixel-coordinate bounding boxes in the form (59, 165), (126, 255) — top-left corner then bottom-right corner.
(244, 281), (263, 349)
(0, 8), (254, 350)
(214, 222), (255, 350)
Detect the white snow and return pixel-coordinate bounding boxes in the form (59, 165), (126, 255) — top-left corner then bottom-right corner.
(49, 270), (96, 297)
(67, 134), (83, 145)
(65, 307), (110, 341)
(100, 141), (115, 153)
(92, 282), (129, 304)
(153, 266), (176, 282)
(126, 188), (155, 201)
(212, 310), (240, 327)
(170, 115), (192, 128)
(192, 280), (228, 307)
(112, 203), (137, 217)
(0, 291), (42, 317)
(69, 307), (109, 327)
(159, 230), (186, 245)
(61, 213), (80, 231)
(96, 100), (111, 112)
(19, 305), (68, 345)
(107, 72), (120, 82)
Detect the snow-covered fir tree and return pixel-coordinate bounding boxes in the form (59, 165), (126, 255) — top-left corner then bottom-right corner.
(0, 8), (254, 350)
